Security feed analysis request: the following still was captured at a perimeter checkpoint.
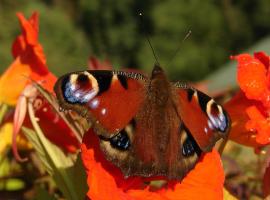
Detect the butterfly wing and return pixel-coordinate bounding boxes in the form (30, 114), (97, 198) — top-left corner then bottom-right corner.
(54, 68), (229, 180)
(54, 70), (147, 137)
(174, 82), (230, 151)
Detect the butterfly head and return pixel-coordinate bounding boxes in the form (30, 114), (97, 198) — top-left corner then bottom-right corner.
(151, 63), (164, 78)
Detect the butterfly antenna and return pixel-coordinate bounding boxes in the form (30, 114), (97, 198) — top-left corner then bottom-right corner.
(166, 30), (192, 68)
(139, 12), (160, 66)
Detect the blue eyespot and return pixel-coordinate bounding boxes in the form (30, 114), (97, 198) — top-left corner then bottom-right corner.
(182, 138), (195, 157)
(110, 131), (130, 151)
(63, 82), (97, 104)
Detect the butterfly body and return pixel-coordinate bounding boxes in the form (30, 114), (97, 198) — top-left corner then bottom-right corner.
(54, 64), (230, 180)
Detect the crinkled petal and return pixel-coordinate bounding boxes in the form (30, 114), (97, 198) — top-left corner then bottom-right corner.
(231, 53), (270, 108)
(224, 91), (262, 147)
(229, 52), (270, 147)
(245, 106), (270, 145)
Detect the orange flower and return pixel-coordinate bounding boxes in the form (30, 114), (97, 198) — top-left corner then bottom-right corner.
(0, 12), (56, 105)
(81, 130), (225, 200)
(0, 12), (80, 158)
(226, 52), (270, 148)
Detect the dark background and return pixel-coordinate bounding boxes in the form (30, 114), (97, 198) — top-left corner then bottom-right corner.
(0, 0), (270, 81)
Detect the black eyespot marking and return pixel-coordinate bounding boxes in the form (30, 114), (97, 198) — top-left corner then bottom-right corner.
(187, 89), (194, 102)
(90, 71), (113, 95)
(110, 130), (130, 151)
(77, 73), (89, 83)
(183, 139), (195, 157)
(197, 90), (211, 113)
(61, 76), (70, 98)
(181, 125), (201, 157)
(117, 75), (128, 89)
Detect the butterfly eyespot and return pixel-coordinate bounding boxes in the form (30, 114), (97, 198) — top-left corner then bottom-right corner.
(77, 73), (89, 83)
(181, 125), (202, 157)
(110, 130), (130, 151)
(206, 100), (229, 133)
(182, 138), (196, 157)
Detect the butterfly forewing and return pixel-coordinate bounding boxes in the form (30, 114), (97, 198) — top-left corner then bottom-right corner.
(54, 70), (147, 137)
(174, 82), (230, 151)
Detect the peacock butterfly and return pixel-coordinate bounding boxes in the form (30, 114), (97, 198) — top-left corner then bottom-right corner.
(54, 64), (230, 180)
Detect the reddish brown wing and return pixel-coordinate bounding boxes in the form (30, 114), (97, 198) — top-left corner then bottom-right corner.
(54, 70), (147, 136)
(174, 82), (230, 151)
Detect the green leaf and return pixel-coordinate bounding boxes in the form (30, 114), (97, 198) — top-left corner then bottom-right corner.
(22, 102), (87, 200)
(34, 187), (57, 200)
(70, 154), (88, 200)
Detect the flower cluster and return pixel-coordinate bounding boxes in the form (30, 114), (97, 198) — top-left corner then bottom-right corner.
(0, 12), (79, 159)
(226, 52), (270, 149)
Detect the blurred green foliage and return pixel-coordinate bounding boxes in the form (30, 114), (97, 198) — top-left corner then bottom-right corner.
(0, 0), (270, 81)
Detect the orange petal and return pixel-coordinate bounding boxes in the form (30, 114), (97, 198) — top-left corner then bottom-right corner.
(231, 53), (270, 108)
(12, 12), (40, 58)
(0, 12), (55, 105)
(16, 12), (38, 46)
(81, 130), (224, 200)
(224, 91), (261, 147)
(254, 52), (269, 70)
(81, 129), (143, 200)
(0, 57), (32, 105)
(128, 150), (224, 200)
(246, 106), (270, 145)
